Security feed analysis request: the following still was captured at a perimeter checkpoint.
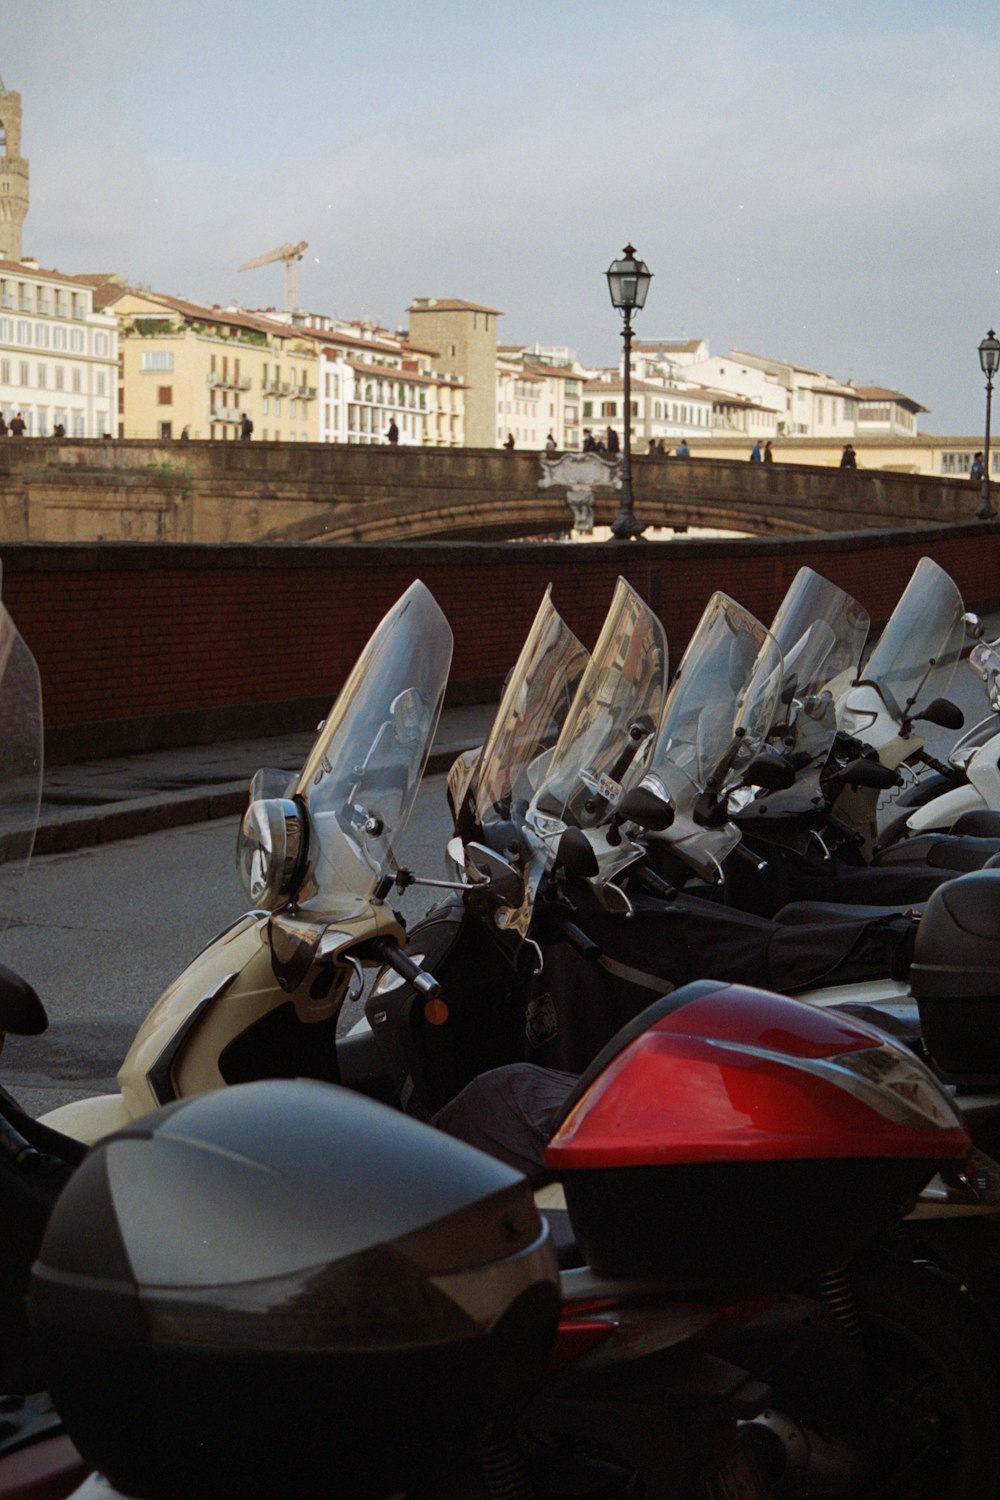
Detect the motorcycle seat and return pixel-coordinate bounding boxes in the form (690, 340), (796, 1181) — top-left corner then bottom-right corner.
(773, 901), (919, 926)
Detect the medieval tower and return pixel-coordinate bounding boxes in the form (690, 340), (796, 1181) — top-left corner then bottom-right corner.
(0, 81), (28, 262)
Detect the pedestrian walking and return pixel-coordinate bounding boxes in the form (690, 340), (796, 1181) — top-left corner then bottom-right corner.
(606, 426), (620, 456)
(839, 444), (857, 470)
(582, 429), (596, 452)
(386, 419), (399, 445)
(971, 452), (985, 483)
(9, 413), (26, 437)
(240, 413), (253, 441)
(749, 440), (762, 463)
(763, 441), (774, 463)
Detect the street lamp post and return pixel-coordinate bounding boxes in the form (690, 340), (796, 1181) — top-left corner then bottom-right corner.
(977, 330), (1000, 520)
(606, 245), (653, 539)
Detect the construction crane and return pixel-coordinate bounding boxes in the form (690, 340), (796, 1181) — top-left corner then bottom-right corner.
(238, 241), (308, 313)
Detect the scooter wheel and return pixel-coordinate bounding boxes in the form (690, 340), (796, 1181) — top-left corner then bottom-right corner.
(847, 1250), (1000, 1499)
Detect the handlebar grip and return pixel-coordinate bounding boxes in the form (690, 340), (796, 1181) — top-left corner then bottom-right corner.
(377, 942), (441, 1000)
(731, 843), (769, 874)
(554, 918), (601, 962)
(634, 865), (679, 901)
(0, 1113), (63, 1175)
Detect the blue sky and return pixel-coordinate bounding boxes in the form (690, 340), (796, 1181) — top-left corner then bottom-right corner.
(3, 0), (1000, 433)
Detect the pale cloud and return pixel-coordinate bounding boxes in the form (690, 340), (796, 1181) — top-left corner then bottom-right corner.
(3, 1), (1000, 429)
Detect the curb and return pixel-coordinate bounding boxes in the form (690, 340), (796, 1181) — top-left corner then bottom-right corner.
(31, 740), (477, 857)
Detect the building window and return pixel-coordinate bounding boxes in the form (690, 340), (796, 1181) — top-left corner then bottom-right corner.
(140, 351), (173, 372)
(158, 386), (172, 405)
(94, 333), (110, 356)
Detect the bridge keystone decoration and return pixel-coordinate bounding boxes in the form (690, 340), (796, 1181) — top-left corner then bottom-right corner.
(539, 451), (621, 534)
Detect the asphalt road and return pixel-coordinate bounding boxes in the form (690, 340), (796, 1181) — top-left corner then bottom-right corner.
(2, 772), (456, 1117)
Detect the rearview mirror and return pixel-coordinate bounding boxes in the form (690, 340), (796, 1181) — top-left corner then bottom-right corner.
(741, 752), (796, 792)
(464, 843), (525, 908)
(915, 697), (964, 732)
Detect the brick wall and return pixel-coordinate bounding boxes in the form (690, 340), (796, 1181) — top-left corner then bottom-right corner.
(3, 524), (999, 762)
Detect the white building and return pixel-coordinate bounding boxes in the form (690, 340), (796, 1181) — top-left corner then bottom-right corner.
(854, 386), (927, 439)
(0, 260), (118, 437)
(728, 349), (862, 440)
(496, 345), (583, 450)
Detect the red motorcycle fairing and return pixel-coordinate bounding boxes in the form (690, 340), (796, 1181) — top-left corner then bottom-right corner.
(545, 980), (969, 1284)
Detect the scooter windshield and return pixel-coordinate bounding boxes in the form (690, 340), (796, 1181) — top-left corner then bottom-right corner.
(643, 594), (782, 875)
(294, 582), (452, 910)
(768, 568), (870, 766)
(0, 601), (42, 939)
(770, 568), (870, 700)
(474, 588), (589, 834)
(651, 593), (781, 795)
(530, 578), (668, 830)
(857, 557), (965, 722)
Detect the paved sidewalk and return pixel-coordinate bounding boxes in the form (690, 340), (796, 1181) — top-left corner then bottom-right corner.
(32, 702), (497, 856)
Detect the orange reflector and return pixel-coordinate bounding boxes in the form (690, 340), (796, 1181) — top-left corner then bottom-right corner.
(424, 998), (450, 1026)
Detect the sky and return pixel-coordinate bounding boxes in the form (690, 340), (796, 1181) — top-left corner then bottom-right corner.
(3, 0), (1000, 434)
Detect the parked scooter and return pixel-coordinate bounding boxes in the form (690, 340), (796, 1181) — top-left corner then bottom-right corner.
(5, 586), (998, 1498)
(880, 622), (1000, 843)
(714, 567), (985, 914)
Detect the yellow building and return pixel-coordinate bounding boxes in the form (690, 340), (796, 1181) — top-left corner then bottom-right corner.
(96, 283), (321, 441)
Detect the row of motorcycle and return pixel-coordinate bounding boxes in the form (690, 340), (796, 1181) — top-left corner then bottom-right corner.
(6, 559), (1000, 1497)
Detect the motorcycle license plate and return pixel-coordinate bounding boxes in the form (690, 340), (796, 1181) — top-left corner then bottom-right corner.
(700, 1443), (775, 1500)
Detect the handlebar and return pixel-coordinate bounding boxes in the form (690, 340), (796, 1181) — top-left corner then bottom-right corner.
(730, 843), (769, 874)
(373, 940), (441, 1000)
(552, 916), (601, 962)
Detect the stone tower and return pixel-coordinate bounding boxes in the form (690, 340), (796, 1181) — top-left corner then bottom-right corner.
(0, 82), (28, 262)
(408, 298), (500, 448)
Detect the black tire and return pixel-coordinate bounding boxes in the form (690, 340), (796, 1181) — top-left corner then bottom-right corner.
(848, 1250), (1000, 1499)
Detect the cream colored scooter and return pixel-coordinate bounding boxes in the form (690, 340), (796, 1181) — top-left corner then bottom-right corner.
(42, 580), (460, 1146)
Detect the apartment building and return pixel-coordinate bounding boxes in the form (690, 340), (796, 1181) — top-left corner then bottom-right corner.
(496, 345), (583, 449)
(93, 284), (320, 441)
(0, 260), (118, 437)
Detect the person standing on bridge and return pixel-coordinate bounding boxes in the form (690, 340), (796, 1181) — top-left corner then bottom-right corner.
(386, 419), (399, 444)
(763, 441), (774, 463)
(676, 437), (690, 459)
(240, 413), (253, 441)
(971, 452), (985, 484)
(606, 426), (620, 457)
(840, 443), (857, 470)
(749, 439), (762, 463)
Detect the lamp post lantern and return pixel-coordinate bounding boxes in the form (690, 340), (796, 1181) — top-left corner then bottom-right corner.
(977, 330), (1000, 520)
(606, 244), (653, 539)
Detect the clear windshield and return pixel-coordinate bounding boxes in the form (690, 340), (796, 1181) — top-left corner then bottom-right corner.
(650, 593), (781, 794)
(474, 588), (589, 833)
(294, 581), (452, 910)
(768, 568), (870, 765)
(642, 595), (782, 876)
(0, 602), (42, 939)
(858, 557), (965, 722)
(530, 577), (668, 829)
(770, 568), (870, 700)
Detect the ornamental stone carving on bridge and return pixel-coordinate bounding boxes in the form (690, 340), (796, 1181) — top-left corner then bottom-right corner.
(538, 451), (621, 534)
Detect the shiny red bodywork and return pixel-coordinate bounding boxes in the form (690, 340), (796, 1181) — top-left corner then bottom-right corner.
(546, 984), (969, 1170)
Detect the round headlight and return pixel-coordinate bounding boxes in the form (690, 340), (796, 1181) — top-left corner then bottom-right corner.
(236, 797), (306, 908)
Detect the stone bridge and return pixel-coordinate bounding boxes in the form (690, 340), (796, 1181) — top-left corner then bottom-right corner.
(0, 438), (981, 543)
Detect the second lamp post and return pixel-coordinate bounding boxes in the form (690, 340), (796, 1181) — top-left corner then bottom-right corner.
(606, 245), (653, 539)
(977, 330), (1000, 520)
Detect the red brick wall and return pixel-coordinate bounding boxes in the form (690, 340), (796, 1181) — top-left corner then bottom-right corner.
(3, 526), (999, 759)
